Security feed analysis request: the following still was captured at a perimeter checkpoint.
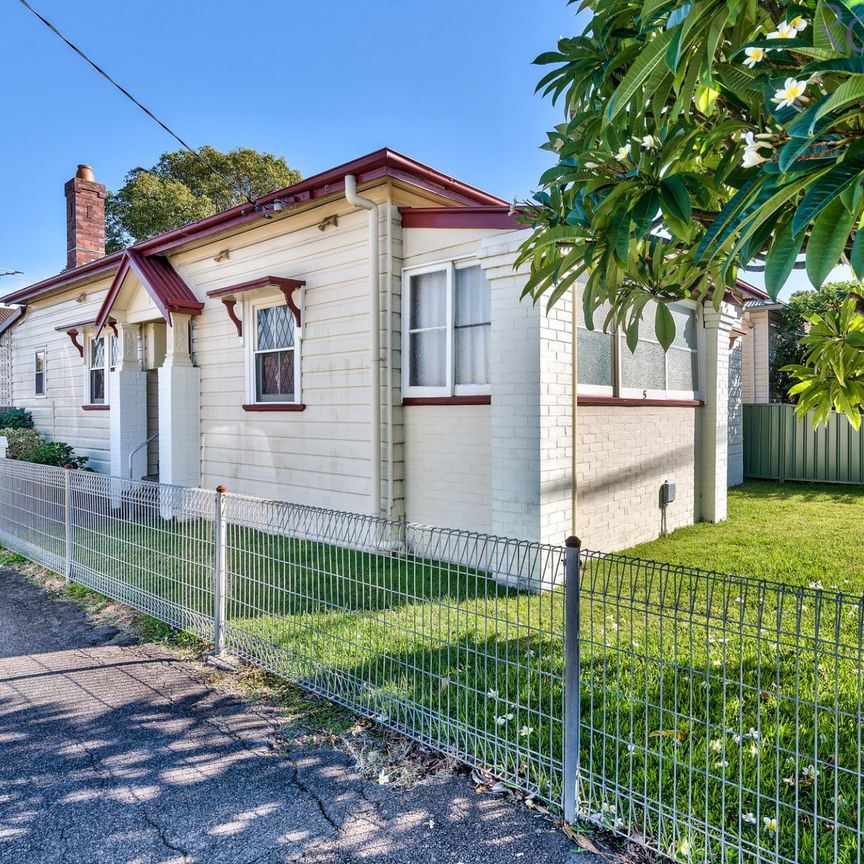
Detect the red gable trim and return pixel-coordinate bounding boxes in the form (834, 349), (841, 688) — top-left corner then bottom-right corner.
(399, 206), (523, 230)
(95, 250), (203, 331)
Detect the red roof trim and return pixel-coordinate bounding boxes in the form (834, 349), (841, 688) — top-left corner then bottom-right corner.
(95, 250), (203, 330)
(2, 149), (508, 307)
(399, 206), (522, 230)
(137, 153), (505, 257)
(0, 252), (122, 306)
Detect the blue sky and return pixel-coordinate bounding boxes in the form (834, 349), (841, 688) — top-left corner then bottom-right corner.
(0, 0), (830, 298)
(0, 0), (581, 288)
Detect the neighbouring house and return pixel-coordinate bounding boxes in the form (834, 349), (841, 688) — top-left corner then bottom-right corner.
(0, 306), (24, 409)
(2, 151), (769, 552)
(740, 298), (785, 404)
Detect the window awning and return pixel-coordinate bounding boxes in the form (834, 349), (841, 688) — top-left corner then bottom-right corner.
(206, 276), (305, 338)
(54, 317), (116, 356)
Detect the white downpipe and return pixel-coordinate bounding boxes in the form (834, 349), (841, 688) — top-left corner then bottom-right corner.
(345, 174), (381, 517)
(385, 188), (395, 518)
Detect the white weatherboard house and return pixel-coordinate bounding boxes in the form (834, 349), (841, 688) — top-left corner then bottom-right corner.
(1, 150), (769, 552)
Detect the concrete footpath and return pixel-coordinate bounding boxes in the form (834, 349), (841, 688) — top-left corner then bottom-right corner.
(0, 568), (588, 864)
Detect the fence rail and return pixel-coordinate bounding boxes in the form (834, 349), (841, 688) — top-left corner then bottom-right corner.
(744, 402), (864, 484)
(1, 457), (863, 864)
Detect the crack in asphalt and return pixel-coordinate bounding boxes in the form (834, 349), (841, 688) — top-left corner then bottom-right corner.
(284, 761), (339, 832)
(141, 806), (193, 862)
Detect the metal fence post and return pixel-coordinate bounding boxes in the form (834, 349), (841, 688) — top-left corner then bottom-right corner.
(212, 485), (227, 656)
(563, 534), (582, 824)
(63, 464), (74, 586)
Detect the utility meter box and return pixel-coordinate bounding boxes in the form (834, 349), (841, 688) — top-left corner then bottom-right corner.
(660, 480), (676, 506)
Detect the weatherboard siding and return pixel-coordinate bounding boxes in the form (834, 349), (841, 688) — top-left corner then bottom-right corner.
(10, 280), (113, 473)
(174, 199), (385, 512)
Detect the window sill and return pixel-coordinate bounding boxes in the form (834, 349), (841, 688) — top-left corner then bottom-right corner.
(81, 404), (110, 411)
(242, 403), (306, 412)
(577, 396), (703, 408)
(403, 395), (491, 406)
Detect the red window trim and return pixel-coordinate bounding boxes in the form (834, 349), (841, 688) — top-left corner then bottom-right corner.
(577, 396), (703, 408)
(402, 395), (491, 406)
(81, 404), (110, 411)
(242, 403), (307, 412)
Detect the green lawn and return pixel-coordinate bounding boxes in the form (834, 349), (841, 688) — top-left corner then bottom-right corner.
(6, 478), (864, 863)
(626, 480), (864, 593)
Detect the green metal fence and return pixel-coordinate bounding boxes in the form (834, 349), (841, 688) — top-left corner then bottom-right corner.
(743, 402), (864, 484)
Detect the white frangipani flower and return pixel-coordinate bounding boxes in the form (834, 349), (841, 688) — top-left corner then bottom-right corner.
(639, 134), (661, 150)
(487, 688), (499, 700)
(767, 21), (798, 39)
(789, 15), (808, 31)
(519, 725), (533, 737)
(743, 46), (765, 68)
(679, 838), (692, 857)
(771, 77), (808, 109)
(763, 816), (778, 834)
(742, 131), (773, 168)
(614, 143), (632, 162)
(495, 713), (514, 726)
(742, 812), (757, 825)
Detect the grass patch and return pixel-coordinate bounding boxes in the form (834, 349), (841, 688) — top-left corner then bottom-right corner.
(627, 480), (864, 592)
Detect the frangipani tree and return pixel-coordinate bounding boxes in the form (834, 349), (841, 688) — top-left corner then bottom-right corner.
(517, 0), (864, 425)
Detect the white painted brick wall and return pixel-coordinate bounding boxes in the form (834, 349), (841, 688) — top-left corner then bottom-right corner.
(158, 365), (200, 489)
(575, 405), (698, 551)
(480, 231), (573, 545)
(699, 306), (736, 523)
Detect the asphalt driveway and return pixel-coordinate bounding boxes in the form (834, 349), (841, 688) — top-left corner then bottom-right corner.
(0, 568), (585, 864)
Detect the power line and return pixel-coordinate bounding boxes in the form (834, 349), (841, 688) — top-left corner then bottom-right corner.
(0, 270), (24, 278)
(15, 0), (262, 210)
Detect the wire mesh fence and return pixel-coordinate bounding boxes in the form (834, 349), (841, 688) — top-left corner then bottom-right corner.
(1, 456), (862, 864)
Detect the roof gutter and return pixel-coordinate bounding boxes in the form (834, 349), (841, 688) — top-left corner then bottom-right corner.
(345, 174), (382, 519)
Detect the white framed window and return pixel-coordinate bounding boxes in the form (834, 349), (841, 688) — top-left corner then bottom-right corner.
(246, 298), (301, 405)
(577, 290), (700, 400)
(86, 333), (117, 405)
(402, 261), (491, 398)
(34, 349), (46, 396)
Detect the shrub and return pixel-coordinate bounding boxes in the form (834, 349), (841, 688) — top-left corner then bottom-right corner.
(29, 441), (89, 470)
(0, 408), (33, 429)
(0, 427), (44, 460)
(0, 427), (89, 469)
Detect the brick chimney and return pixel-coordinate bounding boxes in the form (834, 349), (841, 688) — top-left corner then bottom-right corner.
(65, 164), (106, 270)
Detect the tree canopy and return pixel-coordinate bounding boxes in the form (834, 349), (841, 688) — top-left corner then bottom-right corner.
(517, 0), (864, 423)
(106, 146), (301, 251)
